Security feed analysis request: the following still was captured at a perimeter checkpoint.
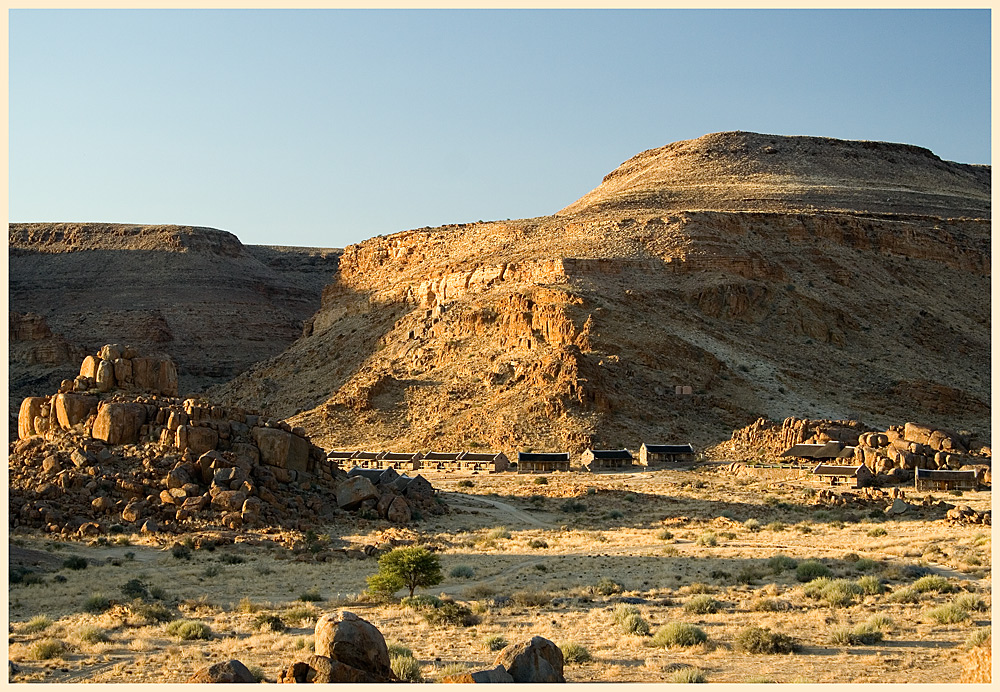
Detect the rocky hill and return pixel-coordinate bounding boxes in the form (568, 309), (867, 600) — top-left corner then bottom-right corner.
(210, 132), (990, 454)
(8, 223), (341, 431)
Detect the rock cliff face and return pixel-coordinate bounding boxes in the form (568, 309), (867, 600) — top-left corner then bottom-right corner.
(8, 223), (341, 432)
(212, 132), (990, 453)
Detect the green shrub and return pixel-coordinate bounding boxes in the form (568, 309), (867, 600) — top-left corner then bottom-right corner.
(684, 582), (715, 594)
(656, 528), (674, 541)
(595, 577), (623, 596)
(736, 566), (764, 584)
(120, 578), (149, 601)
(830, 623), (883, 646)
(669, 667), (706, 683)
(457, 480), (474, 488)
(750, 597), (786, 612)
(811, 579), (863, 608)
(75, 625), (110, 644)
(30, 639), (66, 660)
(620, 612), (651, 636)
(925, 603), (970, 624)
(166, 619), (213, 640)
(220, 554), (245, 565)
(484, 634), (508, 652)
(129, 601), (174, 624)
(298, 590), (323, 602)
(887, 586), (920, 604)
(765, 521), (786, 532)
(512, 590), (550, 607)
(734, 626), (799, 654)
(651, 623), (708, 648)
(449, 565), (475, 579)
(533, 476), (548, 485)
(964, 626), (991, 649)
(560, 642), (592, 663)
(913, 575), (954, 593)
(767, 554), (797, 573)
(607, 510), (624, 520)
(390, 654), (423, 682)
(63, 555), (88, 570)
(401, 594), (443, 610)
(953, 593), (988, 612)
(684, 595), (721, 615)
(83, 593), (112, 614)
(22, 615), (53, 634)
(854, 558), (880, 572)
(866, 527), (888, 538)
(528, 538), (549, 549)
(796, 560), (832, 582)
(252, 614), (286, 632)
(855, 575), (885, 595)
(743, 518), (761, 532)
(612, 603), (640, 623)
(421, 600), (479, 627)
(559, 500), (586, 513)
(695, 531), (718, 547)
(865, 614), (895, 632)
(486, 526), (511, 540)
(170, 543), (192, 560)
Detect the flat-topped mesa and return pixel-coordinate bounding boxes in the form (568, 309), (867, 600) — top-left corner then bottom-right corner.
(559, 131), (990, 219)
(9, 222), (245, 257)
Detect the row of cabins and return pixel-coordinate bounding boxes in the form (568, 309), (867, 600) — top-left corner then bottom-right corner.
(783, 443), (979, 491)
(328, 450), (510, 473)
(521, 444), (695, 473)
(328, 444), (696, 474)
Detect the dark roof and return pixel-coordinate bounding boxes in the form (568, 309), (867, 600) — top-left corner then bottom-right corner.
(327, 450), (357, 459)
(353, 451), (379, 460)
(642, 444), (694, 454)
(915, 468), (977, 481)
(812, 463), (863, 476)
(347, 467), (383, 481)
(460, 452), (508, 461)
(587, 449), (633, 459)
(780, 442), (844, 459)
(423, 451), (462, 461)
(379, 451), (421, 460)
(518, 452), (570, 462)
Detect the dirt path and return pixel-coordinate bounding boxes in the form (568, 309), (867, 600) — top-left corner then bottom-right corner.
(445, 493), (553, 529)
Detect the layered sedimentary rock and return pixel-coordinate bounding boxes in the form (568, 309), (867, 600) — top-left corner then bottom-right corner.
(8, 223), (341, 433)
(213, 132), (989, 453)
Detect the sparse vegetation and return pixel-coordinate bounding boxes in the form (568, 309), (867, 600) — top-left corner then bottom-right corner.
(63, 555), (88, 570)
(484, 634), (508, 652)
(22, 615), (53, 634)
(449, 565), (475, 579)
(30, 638), (67, 660)
(165, 619), (213, 640)
(925, 602), (971, 624)
(734, 626), (799, 654)
(652, 622), (708, 648)
(669, 667), (707, 683)
(796, 560), (832, 582)
(684, 595), (721, 614)
(560, 642), (592, 663)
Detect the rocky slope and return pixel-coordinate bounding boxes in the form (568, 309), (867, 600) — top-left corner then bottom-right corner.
(209, 133), (990, 452)
(8, 223), (341, 430)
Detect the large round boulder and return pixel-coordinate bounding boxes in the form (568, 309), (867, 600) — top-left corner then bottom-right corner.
(314, 611), (393, 680)
(494, 636), (565, 683)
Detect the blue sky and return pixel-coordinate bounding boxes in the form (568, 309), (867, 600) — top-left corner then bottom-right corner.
(9, 9), (991, 248)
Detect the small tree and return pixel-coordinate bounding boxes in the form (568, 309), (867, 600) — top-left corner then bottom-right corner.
(367, 547), (443, 599)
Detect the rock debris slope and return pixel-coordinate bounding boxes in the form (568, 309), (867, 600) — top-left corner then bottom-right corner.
(207, 132), (986, 451)
(8, 222), (341, 430)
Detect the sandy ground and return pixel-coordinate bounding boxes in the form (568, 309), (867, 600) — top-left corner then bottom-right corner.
(8, 466), (991, 683)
